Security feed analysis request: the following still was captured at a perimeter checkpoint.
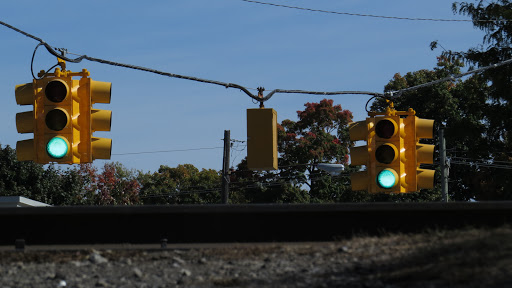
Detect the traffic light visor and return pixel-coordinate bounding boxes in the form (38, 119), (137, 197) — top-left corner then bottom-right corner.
(15, 83), (35, 105)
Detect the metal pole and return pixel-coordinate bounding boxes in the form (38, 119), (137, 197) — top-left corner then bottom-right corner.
(221, 130), (230, 204)
(439, 127), (449, 202)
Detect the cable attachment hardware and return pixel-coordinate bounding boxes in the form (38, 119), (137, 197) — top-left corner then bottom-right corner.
(257, 87), (265, 108)
(55, 48), (68, 71)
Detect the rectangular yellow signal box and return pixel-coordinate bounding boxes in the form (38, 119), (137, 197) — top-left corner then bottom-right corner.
(247, 108), (278, 171)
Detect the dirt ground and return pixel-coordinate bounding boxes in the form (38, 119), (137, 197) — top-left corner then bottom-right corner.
(0, 226), (511, 287)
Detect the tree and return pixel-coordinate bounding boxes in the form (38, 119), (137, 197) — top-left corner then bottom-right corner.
(372, 0), (512, 200)
(138, 164), (221, 204)
(78, 163), (141, 205)
(371, 56), (494, 201)
(420, 0), (512, 200)
(278, 99), (352, 191)
(231, 99), (364, 203)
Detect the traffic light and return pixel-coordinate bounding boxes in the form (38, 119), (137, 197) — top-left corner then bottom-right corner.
(403, 115), (435, 191)
(247, 107), (278, 170)
(372, 115), (406, 193)
(349, 106), (435, 193)
(348, 118), (372, 191)
(77, 76), (112, 162)
(15, 82), (37, 161)
(15, 68), (111, 164)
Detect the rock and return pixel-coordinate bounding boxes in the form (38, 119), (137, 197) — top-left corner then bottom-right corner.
(133, 267), (143, 278)
(173, 256), (186, 265)
(96, 279), (109, 287)
(338, 246), (350, 253)
(181, 268), (192, 277)
(89, 253), (108, 264)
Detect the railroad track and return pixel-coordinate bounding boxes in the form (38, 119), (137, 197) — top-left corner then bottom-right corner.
(1, 202), (511, 246)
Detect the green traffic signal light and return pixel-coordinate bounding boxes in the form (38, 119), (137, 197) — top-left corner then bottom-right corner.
(46, 136), (69, 159)
(376, 168), (398, 189)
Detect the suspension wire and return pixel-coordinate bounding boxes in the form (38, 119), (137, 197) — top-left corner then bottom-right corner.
(239, 0), (487, 22)
(389, 58), (512, 97)
(112, 146), (223, 156)
(4, 19), (512, 104)
(0, 19), (384, 103)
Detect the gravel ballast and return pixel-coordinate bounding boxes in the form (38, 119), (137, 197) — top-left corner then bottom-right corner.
(1, 226), (511, 287)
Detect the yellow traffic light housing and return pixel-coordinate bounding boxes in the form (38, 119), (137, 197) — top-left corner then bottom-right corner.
(349, 104), (435, 193)
(403, 116), (435, 191)
(15, 67), (112, 164)
(348, 119), (372, 191)
(15, 82), (37, 161)
(247, 107), (278, 171)
(373, 115), (406, 193)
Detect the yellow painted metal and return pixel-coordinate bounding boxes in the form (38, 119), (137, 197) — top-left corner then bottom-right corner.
(90, 80), (111, 104)
(15, 82), (36, 105)
(16, 111), (34, 134)
(417, 168), (435, 189)
(348, 119), (374, 191)
(85, 78), (112, 160)
(36, 73), (76, 164)
(15, 82), (37, 161)
(92, 137), (112, 160)
(16, 139), (35, 161)
(350, 171), (369, 191)
(349, 103), (435, 193)
(247, 108), (278, 171)
(15, 67), (112, 164)
(373, 115), (406, 193)
(91, 109), (112, 132)
(403, 115), (435, 191)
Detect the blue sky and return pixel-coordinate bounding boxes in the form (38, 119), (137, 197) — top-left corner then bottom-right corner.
(0, 0), (486, 173)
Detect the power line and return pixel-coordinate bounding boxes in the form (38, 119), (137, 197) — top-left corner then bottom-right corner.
(388, 58), (512, 97)
(239, 0), (502, 22)
(0, 19), (383, 103)
(450, 160), (512, 170)
(3, 18), (512, 104)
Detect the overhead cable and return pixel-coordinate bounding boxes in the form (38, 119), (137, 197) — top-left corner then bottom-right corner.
(0, 19), (383, 103)
(388, 58), (512, 97)
(3, 19), (512, 103)
(239, 0), (504, 22)
(112, 147), (223, 156)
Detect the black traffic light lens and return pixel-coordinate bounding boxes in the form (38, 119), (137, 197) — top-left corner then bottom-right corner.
(45, 80), (68, 103)
(375, 119), (396, 139)
(375, 144), (397, 164)
(46, 109), (68, 131)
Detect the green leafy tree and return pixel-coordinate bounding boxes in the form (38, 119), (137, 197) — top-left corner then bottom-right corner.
(0, 144), (87, 205)
(278, 99), (352, 192)
(384, 0), (512, 200)
(371, 57), (488, 201)
(229, 158), (311, 203)
(138, 164), (221, 204)
(231, 99), (366, 203)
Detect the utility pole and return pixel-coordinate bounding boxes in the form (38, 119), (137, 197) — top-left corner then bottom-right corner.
(221, 130), (230, 204)
(439, 127), (449, 202)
